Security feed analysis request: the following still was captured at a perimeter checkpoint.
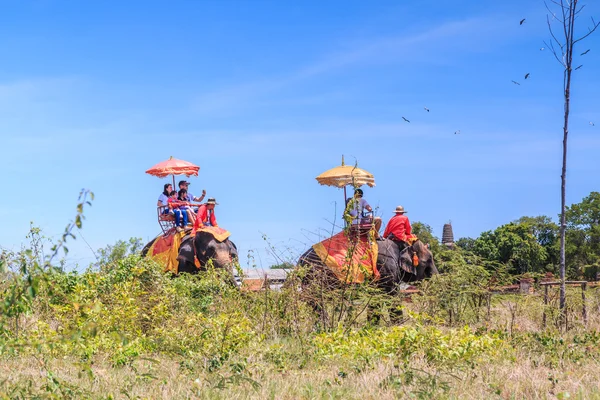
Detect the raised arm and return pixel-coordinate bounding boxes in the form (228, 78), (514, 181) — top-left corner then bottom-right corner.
(195, 189), (207, 202)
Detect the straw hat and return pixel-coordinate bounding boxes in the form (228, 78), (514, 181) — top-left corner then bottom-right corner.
(393, 205), (407, 214)
(206, 198), (219, 205)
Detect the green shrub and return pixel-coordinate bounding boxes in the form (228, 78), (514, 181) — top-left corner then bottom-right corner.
(313, 324), (506, 370)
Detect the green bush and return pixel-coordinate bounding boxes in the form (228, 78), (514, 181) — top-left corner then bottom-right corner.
(313, 324), (506, 370)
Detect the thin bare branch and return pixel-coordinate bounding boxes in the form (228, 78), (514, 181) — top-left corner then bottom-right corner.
(545, 39), (567, 66)
(573, 18), (600, 44)
(545, 1), (566, 23)
(548, 0), (567, 9)
(547, 15), (566, 49)
(546, 15), (568, 66)
(561, 0), (570, 43)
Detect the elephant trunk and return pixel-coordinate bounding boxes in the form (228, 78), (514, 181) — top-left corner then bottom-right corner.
(214, 249), (233, 268)
(428, 260), (439, 276)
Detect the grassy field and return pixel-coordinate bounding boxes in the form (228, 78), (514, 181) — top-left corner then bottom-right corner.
(2, 249), (600, 399)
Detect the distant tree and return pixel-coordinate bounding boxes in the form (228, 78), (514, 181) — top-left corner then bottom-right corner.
(564, 192), (600, 277)
(516, 216), (559, 247)
(473, 223), (548, 274)
(95, 237), (144, 270)
(515, 216), (560, 267)
(545, 0), (599, 319)
(455, 237), (476, 252)
(270, 262), (294, 270)
(411, 222), (441, 254)
(566, 191), (600, 228)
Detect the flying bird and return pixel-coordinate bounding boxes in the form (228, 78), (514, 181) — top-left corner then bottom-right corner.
(575, 65), (583, 70)
(424, 107), (430, 112)
(590, 121), (595, 126)
(540, 47), (545, 51)
(511, 80), (521, 85)
(402, 117), (410, 123)
(581, 49), (590, 55)
(454, 130), (461, 135)
(520, 18), (526, 25)
(524, 73), (530, 79)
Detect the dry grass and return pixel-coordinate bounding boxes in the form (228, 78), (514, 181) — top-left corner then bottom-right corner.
(2, 349), (600, 399)
(3, 258), (600, 399)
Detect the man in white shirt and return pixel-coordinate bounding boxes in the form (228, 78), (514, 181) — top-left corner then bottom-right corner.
(345, 188), (382, 237)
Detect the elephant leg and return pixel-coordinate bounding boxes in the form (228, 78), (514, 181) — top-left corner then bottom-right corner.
(177, 259), (198, 274)
(367, 303), (383, 326)
(390, 306), (404, 325)
(177, 236), (197, 274)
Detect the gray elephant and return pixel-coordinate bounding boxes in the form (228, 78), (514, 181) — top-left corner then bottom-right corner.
(142, 230), (238, 276)
(298, 238), (438, 294)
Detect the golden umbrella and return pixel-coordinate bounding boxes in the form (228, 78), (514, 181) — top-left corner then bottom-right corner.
(316, 156), (375, 204)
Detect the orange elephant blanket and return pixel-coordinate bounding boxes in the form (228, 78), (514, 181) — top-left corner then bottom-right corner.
(312, 229), (379, 284)
(193, 225), (231, 242)
(146, 230), (191, 274)
(147, 226), (232, 274)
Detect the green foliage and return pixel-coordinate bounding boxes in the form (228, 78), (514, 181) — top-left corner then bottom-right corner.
(313, 324), (505, 370)
(514, 330), (600, 368)
(516, 216), (559, 248)
(3, 190), (600, 397)
(95, 237), (144, 270)
(562, 192), (600, 278)
(455, 237), (476, 252)
(269, 262), (294, 270)
(0, 249), (41, 337)
(414, 248), (499, 325)
(412, 222), (441, 254)
(566, 191), (600, 228)
(0, 191), (94, 338)
(583, 263), (599, 281)
(473, 222), (549, 274)
(454, 193), (600, 279)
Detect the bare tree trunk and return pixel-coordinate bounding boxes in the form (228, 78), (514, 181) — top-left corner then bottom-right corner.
(547, 0), (599, 327)
(559, 2), (575, 321)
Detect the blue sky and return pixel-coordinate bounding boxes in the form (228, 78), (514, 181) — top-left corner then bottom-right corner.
(1, 0), (599, 270)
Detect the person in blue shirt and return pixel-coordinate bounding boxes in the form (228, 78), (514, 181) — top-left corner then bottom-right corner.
(178, 180), (206, 203)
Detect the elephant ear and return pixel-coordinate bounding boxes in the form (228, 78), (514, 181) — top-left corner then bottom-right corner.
(399, 248), (417, 275)
(193, 234), (208, 258)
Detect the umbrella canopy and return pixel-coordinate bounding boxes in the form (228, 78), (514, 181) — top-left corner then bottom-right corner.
(316, 157), (375, 219)
(146, 156), (200, 187)
(315, 157), (375, 188)
(146, 156), (200, 178)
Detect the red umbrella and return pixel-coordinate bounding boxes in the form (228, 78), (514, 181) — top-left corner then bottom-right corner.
(145, 156), (200, 187)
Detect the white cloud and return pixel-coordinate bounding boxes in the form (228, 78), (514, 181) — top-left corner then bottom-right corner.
(190, 16), (514, 116)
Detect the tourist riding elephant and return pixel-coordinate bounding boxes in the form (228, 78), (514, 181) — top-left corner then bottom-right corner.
(298, 238), (438, 294)
(142, 230), (239, 276)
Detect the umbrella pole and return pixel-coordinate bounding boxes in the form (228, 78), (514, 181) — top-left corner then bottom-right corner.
(172, 175), (175, 190)
(343, 186), (347, 227)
